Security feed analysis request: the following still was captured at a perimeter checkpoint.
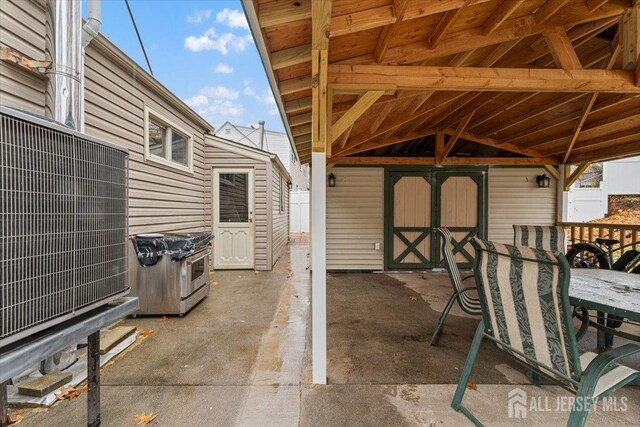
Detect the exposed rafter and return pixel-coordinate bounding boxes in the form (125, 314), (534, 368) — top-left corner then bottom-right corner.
(374, 0), (410, 62)
(482, 0), (525, 36)
(331, 90), (385, 143)
(438, 111), (475, 163)
(329, 156), (560, 166)
(534, 0), (571, 25)
(429, 1), (471, 48)
(543, 26), (582, 69)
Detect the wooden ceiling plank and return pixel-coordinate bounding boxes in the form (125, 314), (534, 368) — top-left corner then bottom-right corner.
(543, 26), (583, 69)
(482, 0), (525, 36)
(339, 123), (354, 149)
(371, 102), (396, 133)
(544, 127), (640, 156)
(468, 93), (538, 131)
(586, 0), (609, 11)
(442, 128), (546, 158)
(327, 65), (640, 93)
(331, 5), (396, 38)
(374, 0), (410, 62)
(567, 140), (640, 163)
(429, 1), (472, 49)
(534, 0), (571, 25)
(271, 44), (311, 70)
(279, 76), (311, 96)
(289, 112), (312, 127)
(292, 124), (312, 137)
(259, 0), (311, 28)
(285, 96), (312, 114)
(477, 38), (522, 67)
(408, 91), (436, 115)
(331, 90), (385, 143)
(339, 128), (437, 157)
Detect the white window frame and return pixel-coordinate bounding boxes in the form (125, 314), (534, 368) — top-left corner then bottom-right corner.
(144, 106), (194, 173)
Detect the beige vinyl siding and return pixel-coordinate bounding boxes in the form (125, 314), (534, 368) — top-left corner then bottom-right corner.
(488, 167), (557, 244)
(271, 167), (289, 266)
(0, 0), (46, 114)
(83, 44), (207, 235)
(327, 167), (384, 270)
(204, 141), (269, 271)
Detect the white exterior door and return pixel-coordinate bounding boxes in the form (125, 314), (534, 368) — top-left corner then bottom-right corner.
(289, 190), (310, 233)
(213, 169), (254, 269)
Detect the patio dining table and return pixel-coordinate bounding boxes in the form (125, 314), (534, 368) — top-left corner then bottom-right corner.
(570, 269), (640, 348)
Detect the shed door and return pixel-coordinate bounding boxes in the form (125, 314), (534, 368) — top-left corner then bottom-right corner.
(213, 169), (254, 269)
(387, 173), (434, 269)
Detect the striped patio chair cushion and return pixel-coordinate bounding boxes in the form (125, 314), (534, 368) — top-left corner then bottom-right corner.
(471, 238), (581, 385)
(438, 228), (482, 315)
(513, 225), (566, 253)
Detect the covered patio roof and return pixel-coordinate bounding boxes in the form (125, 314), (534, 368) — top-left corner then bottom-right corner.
(243, 0), (640, 167)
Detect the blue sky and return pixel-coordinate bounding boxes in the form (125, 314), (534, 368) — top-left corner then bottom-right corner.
(93, 0), (284, 132)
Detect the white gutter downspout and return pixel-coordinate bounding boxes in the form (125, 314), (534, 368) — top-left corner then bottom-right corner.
(79, 0), (102, 133)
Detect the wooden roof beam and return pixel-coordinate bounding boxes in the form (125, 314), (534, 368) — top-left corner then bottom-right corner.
(374, 0), (410, 62)
(285, 96), (312, 114)
(370, 102), (396, 133)
(272, 44), (311, 70)
(564, 162), (593, 190)
(544, 127), (640, 156)
(327, 65), (640, 93)
(543, 26), (583, 69)
(482, 0), (525, 36)
(329, 156), (560, 166)
(467, 92), (538, 131)
(429, 1), (472, 48)
(442, 128), (546, 158)
(289, 112), (312, 127)
(437, 111), (475, 162)
(567, 140), (640, 163)
(586, 0), (609, 11)
(279, 76), (311, 96)
(622, 6), (639, 85)
(331, 90), (385, 143)
(338, 128), (437, 157)
(534, 0), (571, 25)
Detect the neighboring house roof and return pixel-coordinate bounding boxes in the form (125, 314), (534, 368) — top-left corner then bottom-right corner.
(215, 121), (297, 162)
(207, 134), (292, 182)
(91, 34), (214, 133)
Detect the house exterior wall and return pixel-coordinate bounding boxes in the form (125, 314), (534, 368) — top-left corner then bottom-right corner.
(271, 166), (290, 266)
(487, 167), (557, 244)
(0, 0), (46, 114)
(602, 157), (640, 196)
(0, 0), (212, 236)
(203, 140), (270, 271)
(326, 167), (385, 271)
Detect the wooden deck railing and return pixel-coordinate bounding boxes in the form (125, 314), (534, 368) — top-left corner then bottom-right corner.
(558, 222), (640, 250)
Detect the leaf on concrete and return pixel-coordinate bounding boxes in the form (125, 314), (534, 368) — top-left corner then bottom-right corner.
(55, 385), (81, 401)
(135, 412), (157, 425)
(161, 316), (168, 321)
(409, 296), (417, 301)
(467, 381), (478, 391)
(140, 330), (154, 337)
(211, 280), (219, 286)
(6, 414), (24, 425)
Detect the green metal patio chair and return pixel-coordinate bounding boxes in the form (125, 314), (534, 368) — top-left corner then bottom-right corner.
(513, 224), (567, 253)
(452, 238), (640, 427)
(429, 228), (482, 346)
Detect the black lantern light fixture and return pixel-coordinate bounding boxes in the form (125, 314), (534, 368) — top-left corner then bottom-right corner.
(287, 181), (293, 190)
(328, 173), (336, 187)
(536, 173), (551, 188)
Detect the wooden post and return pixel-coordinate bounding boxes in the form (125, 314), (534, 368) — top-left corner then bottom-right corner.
(311, 0), (331, 386)
(87, 331), (101, 427)
(622, 6), (639, 85)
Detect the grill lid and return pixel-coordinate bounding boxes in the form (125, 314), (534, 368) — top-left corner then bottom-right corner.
(132, 232), (214, 266)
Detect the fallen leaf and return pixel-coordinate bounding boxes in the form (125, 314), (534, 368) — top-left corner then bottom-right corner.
(135, 412), (157, 425)
(161, 316), (168, 321)
(77, 352), (87, 360)
(211, 280), (219, 286)
(140, 330), (154, 337)
(254, 271), (260, 275)
(467, 381), (478, 391)
(6, 414), (23, 425)
(55, 385), (81, 401)
(409, 296), (417, 301)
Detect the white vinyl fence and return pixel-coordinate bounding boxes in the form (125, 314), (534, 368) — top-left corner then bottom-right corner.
(290, 190), (309, 233)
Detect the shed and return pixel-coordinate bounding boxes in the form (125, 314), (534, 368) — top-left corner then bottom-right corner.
(204, 135), (291, 271)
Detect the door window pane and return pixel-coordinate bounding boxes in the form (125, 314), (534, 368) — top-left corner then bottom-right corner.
(219, 173), (249, 222)
(148, 120), (166, 157)
(171, 130), (188, 165)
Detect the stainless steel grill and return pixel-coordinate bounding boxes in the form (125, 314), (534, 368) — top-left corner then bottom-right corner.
(1, 107), (129, 347)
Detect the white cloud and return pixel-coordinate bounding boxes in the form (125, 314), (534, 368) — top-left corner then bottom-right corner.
(256, 89), (278, 116)
(187, 9), (211, 24)
(216, 8), (249, 30)
(243, 86), (256, 96)
(184, 86), (244, 127)
(184, 28), (253, 54)
(215, 63), (234, 74)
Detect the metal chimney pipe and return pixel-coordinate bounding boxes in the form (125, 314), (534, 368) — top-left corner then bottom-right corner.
(258, 120), (265, 150)
(45, 0), (83, 130)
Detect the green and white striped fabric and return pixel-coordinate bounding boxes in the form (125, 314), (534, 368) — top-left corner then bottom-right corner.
(471, 238), (580, 385)
(513, 225), (566, 253)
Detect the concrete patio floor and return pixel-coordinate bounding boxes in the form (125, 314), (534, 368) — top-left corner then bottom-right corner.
(16, 240), (640, 426)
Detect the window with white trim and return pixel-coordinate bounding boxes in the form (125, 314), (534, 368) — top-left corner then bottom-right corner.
(144, 107), (193, 172)
(280, 176), (286, 212)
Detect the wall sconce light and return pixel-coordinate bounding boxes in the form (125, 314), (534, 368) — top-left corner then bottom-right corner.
(328, 173), (336, 187)
(536, 173), (550, 188)
(287, 181), (292, 190)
